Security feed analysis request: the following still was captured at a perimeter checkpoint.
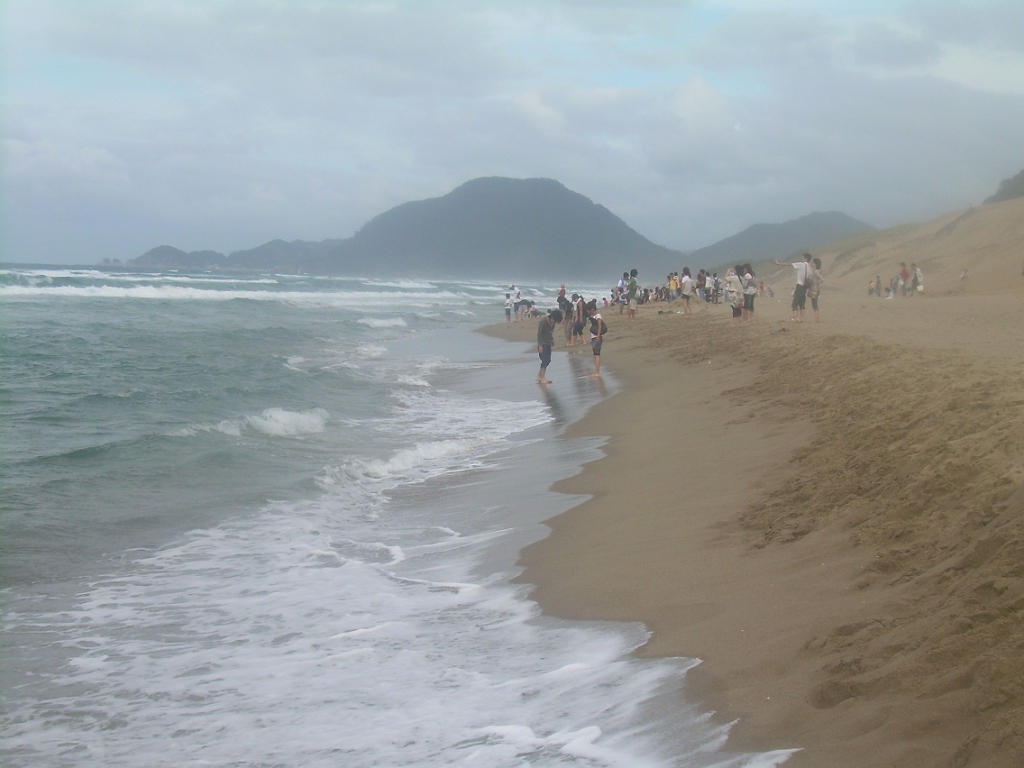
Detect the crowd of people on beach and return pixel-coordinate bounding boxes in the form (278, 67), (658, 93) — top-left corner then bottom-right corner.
(513, 258), (823, 383)
(534, 283), (610, 382)
(659, 262), (790, 323)
(504, 285), (546, 321)
(506, 278), (616, 383)
(869, 262), (924, 298)
(512, 250), (930, 382)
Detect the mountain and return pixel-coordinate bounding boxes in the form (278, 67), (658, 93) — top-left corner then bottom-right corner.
(129, 179), (876, 281)
(232, 177), (681, 278)
(984, 169), (1024, 205)
(128, 177), (683, 279)
(686, 211), (875, 270)
(132, 245), (227, 269)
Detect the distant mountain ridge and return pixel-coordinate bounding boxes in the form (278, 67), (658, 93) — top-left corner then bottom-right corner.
(984, 169), (1024, 205)
(685, 211), (875, 270)
(131, 245), (229, 270)
(129, 177), (874, 280)
(132, 178), (682, 279)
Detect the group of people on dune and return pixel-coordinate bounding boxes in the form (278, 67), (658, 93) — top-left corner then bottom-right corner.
(869, 262), (924, 299)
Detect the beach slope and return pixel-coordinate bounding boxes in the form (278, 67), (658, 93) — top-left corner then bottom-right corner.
(483, 260), (1024, 767)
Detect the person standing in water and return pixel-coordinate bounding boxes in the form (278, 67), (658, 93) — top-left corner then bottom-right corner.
(571, 293), (586, 347)
(587, 301), (606, 377)
(536, 309), (563, 384)
(558, 292), (574, 346)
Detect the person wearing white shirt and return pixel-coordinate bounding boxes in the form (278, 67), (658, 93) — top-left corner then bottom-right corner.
(741, 263), (757, 322)
(724, 268), (744, 324)
(679, 268), (694, 315)
(775, 253), (813, 322)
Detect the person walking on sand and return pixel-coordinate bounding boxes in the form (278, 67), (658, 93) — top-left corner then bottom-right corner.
(679, 268), (694, 314)
(504, 293), (513, 322)
(899, 263), (911, 297)
(626, 268), (639, 320)
(724, 267), (744, 324)
(776, 253), (812, 322)
(587, 300), (606, 377)
(808, 257), (824, 323)
(741, 263), (757, 321)
(536, 309), (563, 384)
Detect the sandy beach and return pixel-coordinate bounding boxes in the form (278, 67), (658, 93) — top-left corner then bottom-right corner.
(482, 198), (1024, 767)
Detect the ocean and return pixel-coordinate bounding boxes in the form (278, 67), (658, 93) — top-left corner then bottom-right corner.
(0, 267), (794, 767)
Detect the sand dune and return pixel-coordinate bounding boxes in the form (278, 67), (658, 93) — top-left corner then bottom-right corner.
(483, 208), (1024, 765)
(763, 196), (1024, 297)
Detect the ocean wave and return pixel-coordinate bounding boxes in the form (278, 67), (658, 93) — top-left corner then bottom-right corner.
(355, 344), (386, 359)
(246, 407), (329, 437)
(352, 438), (489, 479)
(0, 490), (762, 768)
(0, 268), (106, 280)
(170, 410), (329, 439)
(327, 399), (550, 489)
(167, 420), (242, 438)
(387, 390), (551, 440)
(360, 279), (437, 290)
(357, 317), (408, 328)
(0, 284), (473, 309)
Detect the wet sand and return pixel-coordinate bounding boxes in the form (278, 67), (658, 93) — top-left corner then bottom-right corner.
(482, 272), (1024, 767)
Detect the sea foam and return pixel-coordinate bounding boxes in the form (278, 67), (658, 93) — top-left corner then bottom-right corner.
(1, 270), (795, 768)
(246, 407), (329, 436)
(358, 316), (408, 328)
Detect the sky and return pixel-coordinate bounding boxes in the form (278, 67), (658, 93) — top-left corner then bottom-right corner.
(3, 0), (1023, 264)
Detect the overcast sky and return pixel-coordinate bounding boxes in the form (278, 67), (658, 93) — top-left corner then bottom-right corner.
(3, 0), (1023, 264)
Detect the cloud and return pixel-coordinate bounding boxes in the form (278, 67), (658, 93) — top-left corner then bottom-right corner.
(2, 0), (1023, 263)
(691, 11), (836, 72)
(851, 22), (943, 69)
(906, 0), (1024, 52)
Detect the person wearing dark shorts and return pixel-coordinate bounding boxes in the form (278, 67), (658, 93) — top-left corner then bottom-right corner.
(776, 253), (812, 322)
(571, 294), (586, 345)
(792, 282), (806, 313)
(724, 267), (744, 323)
(587, 301), (605, 377)
(808, 257), (824, 322)
(536, 309), (563, 383)
(741, 263), (756, 321)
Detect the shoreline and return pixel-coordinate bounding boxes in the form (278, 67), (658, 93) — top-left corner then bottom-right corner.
(480, 290), (1024, 767)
